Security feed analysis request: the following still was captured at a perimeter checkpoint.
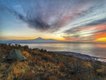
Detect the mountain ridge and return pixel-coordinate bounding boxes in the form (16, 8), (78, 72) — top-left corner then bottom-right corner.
(0, 37), (60, 43)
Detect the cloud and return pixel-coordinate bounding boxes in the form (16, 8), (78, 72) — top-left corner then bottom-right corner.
(57, 0), (106, 33)
(0, 0), (95, 32)
(0, 0), (106, 36)
(80, 18), (106, 27)
(63, 24), (106, 42)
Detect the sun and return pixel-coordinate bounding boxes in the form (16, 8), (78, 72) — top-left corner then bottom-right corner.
(96, 37), (106, 42)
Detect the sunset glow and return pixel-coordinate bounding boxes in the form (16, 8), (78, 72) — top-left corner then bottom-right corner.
(96, 37), (106, 42)
(0, 0), (106, 42)
(95, 32), (106, 42)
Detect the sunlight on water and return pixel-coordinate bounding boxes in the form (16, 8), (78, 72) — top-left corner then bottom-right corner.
(21, 43), (106, 58)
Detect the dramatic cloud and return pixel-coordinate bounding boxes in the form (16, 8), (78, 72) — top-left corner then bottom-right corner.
(0, 0), (96, 32)
(0, 0), (106, 42)
(63, 24), (106, 42)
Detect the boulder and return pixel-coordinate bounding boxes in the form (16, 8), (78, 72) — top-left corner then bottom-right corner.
(6, 49), (27, 61)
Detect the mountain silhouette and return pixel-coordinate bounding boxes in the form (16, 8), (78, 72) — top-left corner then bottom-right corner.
(33, 37), (59, 43)
(0, 37), (60, 43)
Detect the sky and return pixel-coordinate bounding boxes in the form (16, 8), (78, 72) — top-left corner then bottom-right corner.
(0, 0), (106, 42)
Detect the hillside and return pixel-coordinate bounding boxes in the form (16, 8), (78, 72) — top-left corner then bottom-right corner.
(0, 44), (106, 80)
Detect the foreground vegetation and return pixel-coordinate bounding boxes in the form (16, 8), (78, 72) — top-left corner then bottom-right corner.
(0, 44), (106, 80)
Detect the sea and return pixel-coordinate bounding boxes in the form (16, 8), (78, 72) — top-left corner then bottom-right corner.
(21, 43), (106, 58)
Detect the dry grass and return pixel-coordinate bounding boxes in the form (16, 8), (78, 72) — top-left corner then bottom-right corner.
(0, 44), (106, 80)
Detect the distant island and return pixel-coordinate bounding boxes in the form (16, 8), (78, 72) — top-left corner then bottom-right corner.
(0, 37), (60, 44)
(0, 37), (106, 44)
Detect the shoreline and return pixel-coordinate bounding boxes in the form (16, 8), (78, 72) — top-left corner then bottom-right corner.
(0, 44), (106, 80)
(49, 51), (106, 62)
(0, 43), (106, 62)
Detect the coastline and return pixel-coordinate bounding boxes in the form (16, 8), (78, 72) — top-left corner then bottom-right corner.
(0, 44), (106, 80)
(49, 51), (106, 62)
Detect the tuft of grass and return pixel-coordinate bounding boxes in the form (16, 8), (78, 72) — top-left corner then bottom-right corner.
(0, 44), (106, 80)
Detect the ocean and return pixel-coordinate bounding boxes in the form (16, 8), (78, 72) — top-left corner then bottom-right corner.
(21, 43), (106, 58)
